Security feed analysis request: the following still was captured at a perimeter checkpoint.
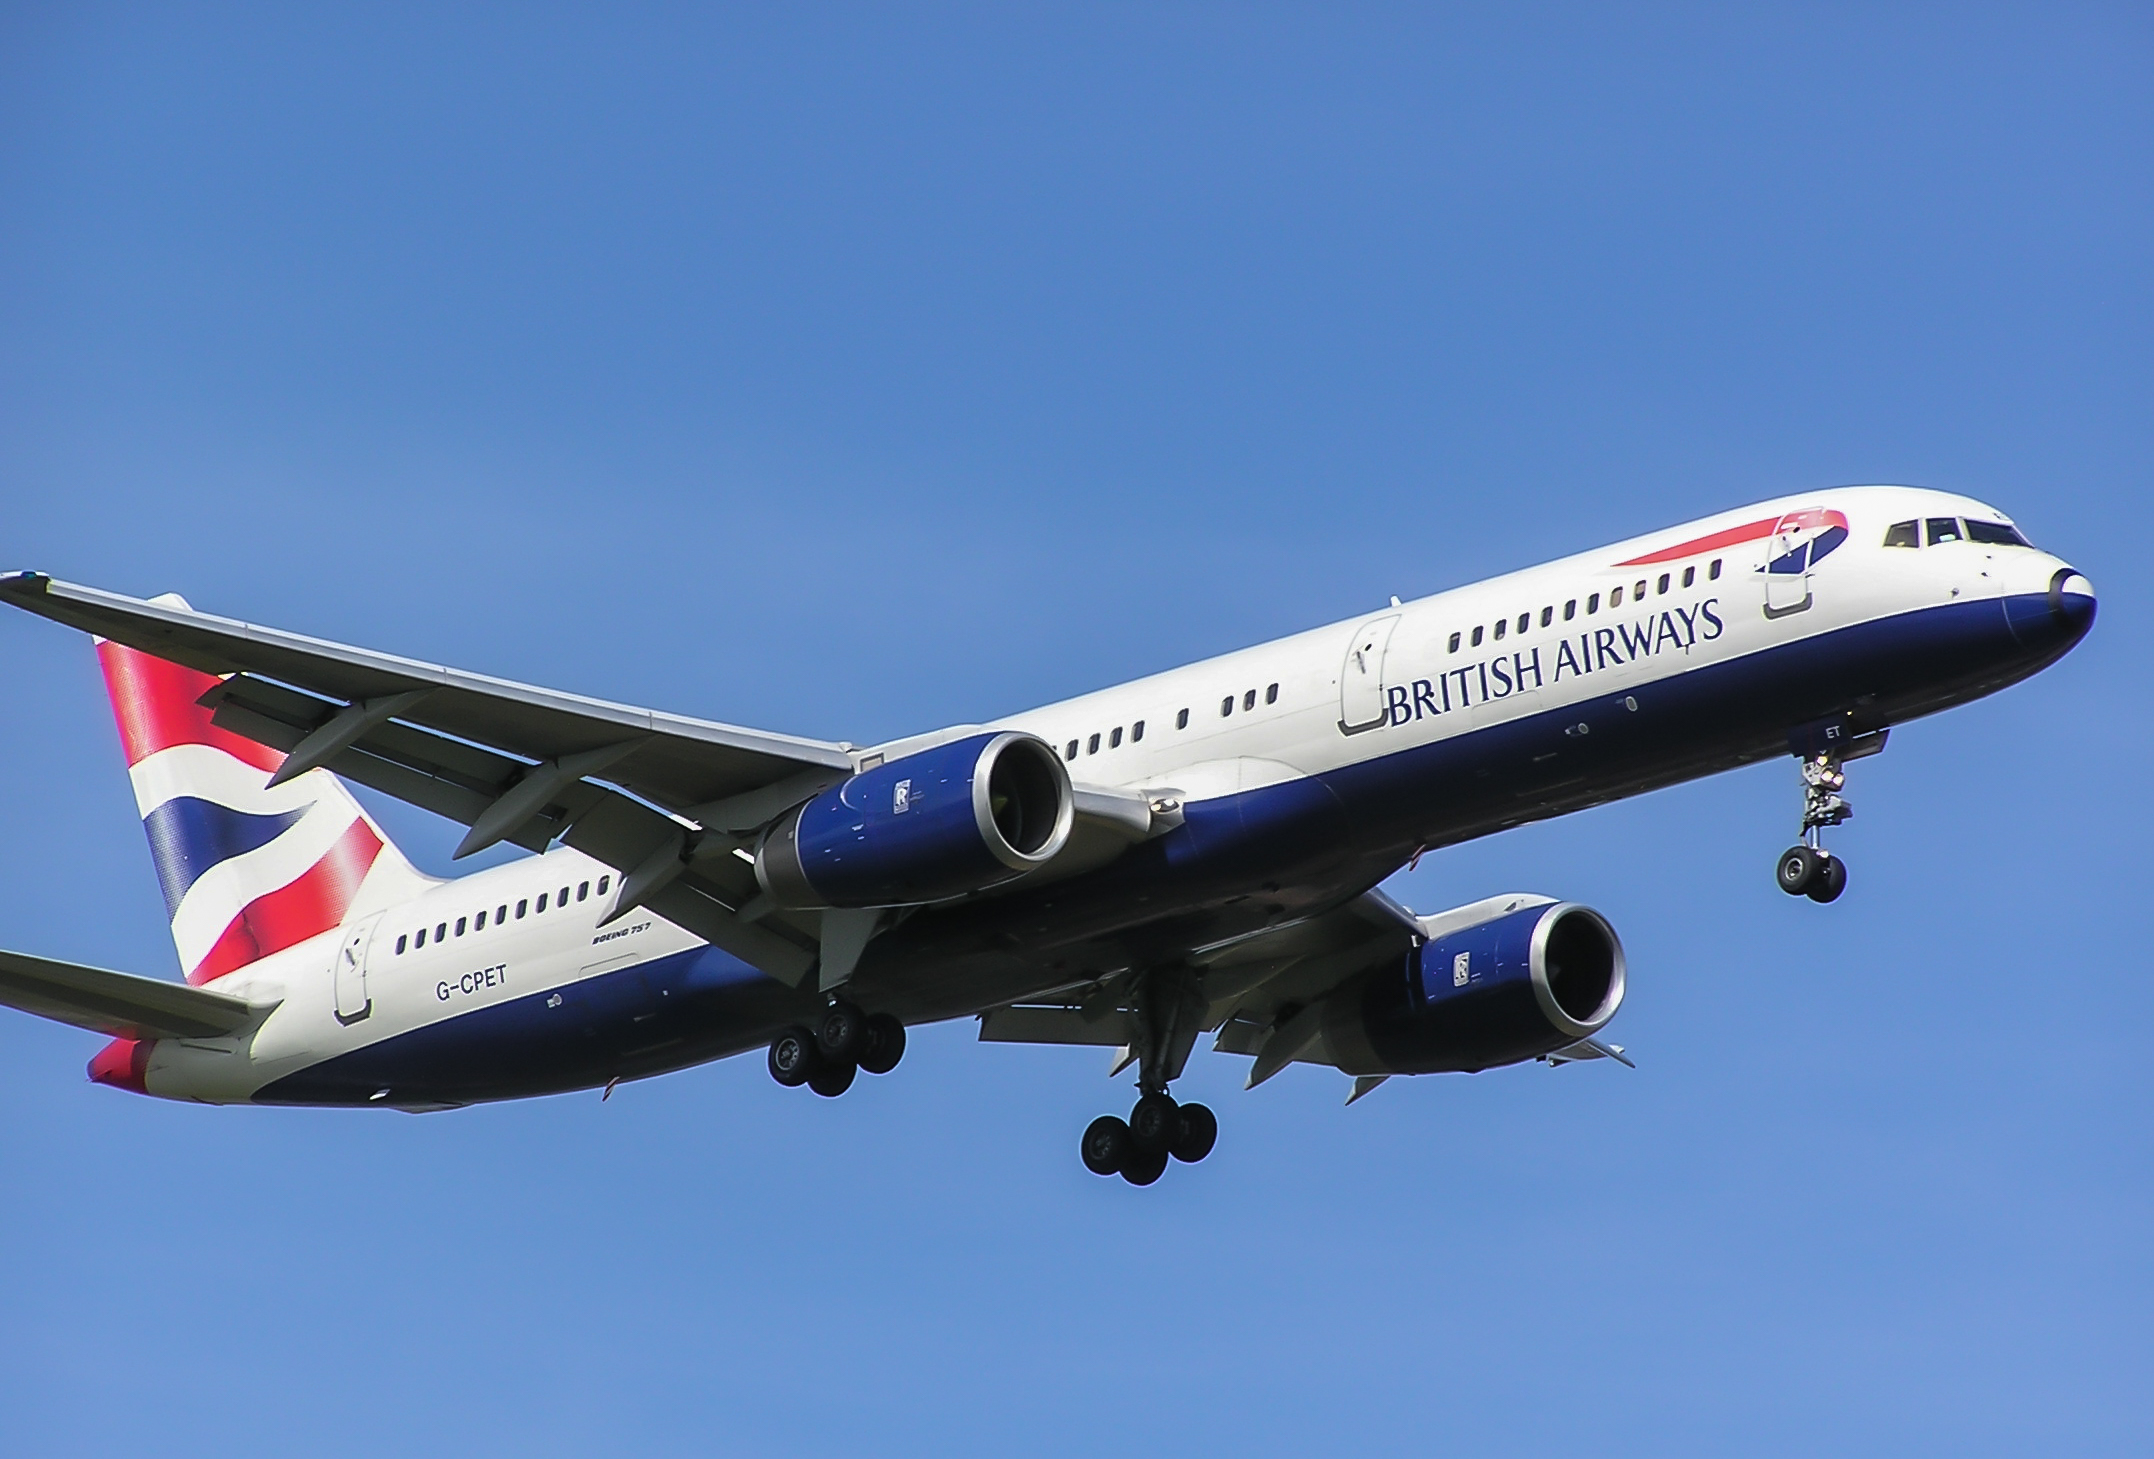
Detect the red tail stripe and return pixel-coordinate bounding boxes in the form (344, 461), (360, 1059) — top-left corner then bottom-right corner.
(1615, 515), (1781, 568)
(96, 642), (284, 773)
(188, 818), (384, 985)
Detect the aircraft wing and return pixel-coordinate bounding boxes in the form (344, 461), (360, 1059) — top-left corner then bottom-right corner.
(0, 948), (265, 1040)
(0, 573), (856, 985)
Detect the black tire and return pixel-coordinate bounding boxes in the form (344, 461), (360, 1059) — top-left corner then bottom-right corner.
(768, 1026), (818, 1088)
(857, 1013), (907, 1075)
(1081, 1115), (1131, 1176)
(1807, 854), (1847, 903)
(1128, 1091), (1180, 1156)
(1776, 845), (1820, 895)
(817, 1001), (870, 1065)
(1120, 1149), (1169, 1186)
(806, 1058), (856, 1098)
(1171, 1102), (1218, 1163)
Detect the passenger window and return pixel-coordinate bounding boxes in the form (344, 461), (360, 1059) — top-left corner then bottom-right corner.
(1926, 517), (1963, 546)
(475, 910), (487, 930)
(1448, 632), (1461, 652)
(1657, 574), (1670, 595)
(1109, 727), (1122, 748)
(1132, 721), (1145, 742)
(1883, 520), (1919, 548)
(594, 879), (607, 897)
(1088, 733), (1101, 753)
(1610, 585), (1623, 606)
(516, 899), (528, 919)
(1176, 708), (1189, 729)
(1539, 607), (1552, 627)
(1494, 619), (1507, 641)
(536, 894), (548, 913)
(1587, 593), (1600, 613)
(397, 934), (408, 955)
(415, 927), (427, 948)
(1242, 689), (1255, 711)
(1682, 566), (1695, 588)
(435, 922), (447, 941)
(455, 916), (467, 936)
(559, 886), (571, 906)
(1471, 625), (1484, 646)
(1709, 558), (1722, 580)
(1564, 600), (1576, 620)
(498, 903), (508, 921)
(1634, 579), (1647, 599)
(578, 882), (589, 901)
(1066, 740), (1078, 760)
(1966, 520), (2030, 547)
(1265, 683), (1278, 704)
(1220, 697), (1233, 717)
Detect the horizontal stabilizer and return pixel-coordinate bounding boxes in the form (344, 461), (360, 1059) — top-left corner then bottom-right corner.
(0, 948), (266, 1040)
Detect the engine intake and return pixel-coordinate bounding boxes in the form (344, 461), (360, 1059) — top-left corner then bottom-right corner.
(756, 731), (1073, 909)
(1327, 897), (1626, 1075)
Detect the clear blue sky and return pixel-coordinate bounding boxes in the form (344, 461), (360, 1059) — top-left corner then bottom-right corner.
(1, 6), (2146, 1454)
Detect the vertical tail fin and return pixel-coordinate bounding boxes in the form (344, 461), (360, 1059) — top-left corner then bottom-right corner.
(98, 601), (433, 986)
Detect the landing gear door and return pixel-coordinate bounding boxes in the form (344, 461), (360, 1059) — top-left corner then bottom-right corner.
(333, 912), (383, 1025)
(1338, 614), (1402, 735)
(1763, 519), (1813, 618)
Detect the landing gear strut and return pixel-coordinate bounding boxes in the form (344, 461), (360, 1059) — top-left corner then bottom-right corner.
(1078, 967), (1219, 1185)
(1775, 751), (1853, 903)
(767, 999), (905, 1096)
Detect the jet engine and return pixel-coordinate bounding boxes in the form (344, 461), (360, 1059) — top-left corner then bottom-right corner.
(756, 731), (1074, 908)
(1323, 896), (1626, 1075)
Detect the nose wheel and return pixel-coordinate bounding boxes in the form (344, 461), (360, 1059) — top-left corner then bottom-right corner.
(1775, 750), (1854, 903)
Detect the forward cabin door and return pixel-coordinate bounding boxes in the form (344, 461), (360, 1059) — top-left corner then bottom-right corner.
(1338, 614), (1402, 734)
(1764, 520), (1814, 618)
(333, 912), (383, 1025)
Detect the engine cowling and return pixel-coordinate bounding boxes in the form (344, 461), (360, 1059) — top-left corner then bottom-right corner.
(1324, 897), (1626, 1075)
(755, 731), (1074, 908)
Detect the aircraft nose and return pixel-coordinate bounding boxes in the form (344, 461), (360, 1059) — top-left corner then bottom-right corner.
(2005, 566), (2096, 653)
(2051, 569), (2097, 637)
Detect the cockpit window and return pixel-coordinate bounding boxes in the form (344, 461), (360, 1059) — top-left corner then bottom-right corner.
(1965, 519), (2031, 547)
(1882, 520), (1919, 548)
(1926, 517), (1964, 546)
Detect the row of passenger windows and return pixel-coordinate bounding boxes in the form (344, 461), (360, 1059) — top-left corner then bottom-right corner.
(1883, 517), (2031, 549)
(1448, 560), (1723, 654)
(1060, 681), (1283, 760)
(393, 874), (611, 956)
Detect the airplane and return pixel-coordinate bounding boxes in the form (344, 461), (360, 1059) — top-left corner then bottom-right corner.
(0, 485), (2094, 1186)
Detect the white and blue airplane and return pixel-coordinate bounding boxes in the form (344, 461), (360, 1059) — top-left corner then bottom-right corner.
(0, 485), (2094, 1184)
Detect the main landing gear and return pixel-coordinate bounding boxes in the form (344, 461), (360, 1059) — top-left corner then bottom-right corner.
(1078, 967), (1218, 1185)
(768, 999), (906, 1097)
(1775, 751), (1852, 904)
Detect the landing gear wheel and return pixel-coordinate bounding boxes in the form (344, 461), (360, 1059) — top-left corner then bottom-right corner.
(768, 1026), (818, 1088)
(1082, 1115), (1132, 1176)
(1776, 845), (1820, 896)
(1170, 1102), (1218, 1163)
(1128, 1092), (1181, 1156)
(1120, 1149), (1169, 1186)
(1806, 854), (1847, 903)
(806, 1058), (856, 1098)
(816, 1001), (871, 1065)
(857, 1013), (906, 1075)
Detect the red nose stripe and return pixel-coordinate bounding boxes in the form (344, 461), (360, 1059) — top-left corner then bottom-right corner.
(188, 818), (384, 985)
(88, 1037), (151, 1093)
(97, 641), (284, 773)
(1615, 515), (1780, 568)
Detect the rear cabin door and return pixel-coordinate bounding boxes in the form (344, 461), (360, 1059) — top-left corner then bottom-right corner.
(333, 912), (383, 1025)
(1338, 614), (1402, 734)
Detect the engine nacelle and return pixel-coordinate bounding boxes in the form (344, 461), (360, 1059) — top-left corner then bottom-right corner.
(1324, 896), (1626, 1075)
(756, 731), (1074, 909)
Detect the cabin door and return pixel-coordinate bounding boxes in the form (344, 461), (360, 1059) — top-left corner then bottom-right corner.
(1763, 521), (1814, 618)
(332, 912), (383, 1025)
(1338, 614), (1402, 734)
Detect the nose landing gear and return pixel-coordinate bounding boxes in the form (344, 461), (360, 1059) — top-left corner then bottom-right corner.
(767, 999), (905, 1096)
(1775, 749), (1856, 903)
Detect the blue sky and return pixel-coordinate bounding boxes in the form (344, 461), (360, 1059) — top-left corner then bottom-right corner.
(0, 6), (2146, 1454)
